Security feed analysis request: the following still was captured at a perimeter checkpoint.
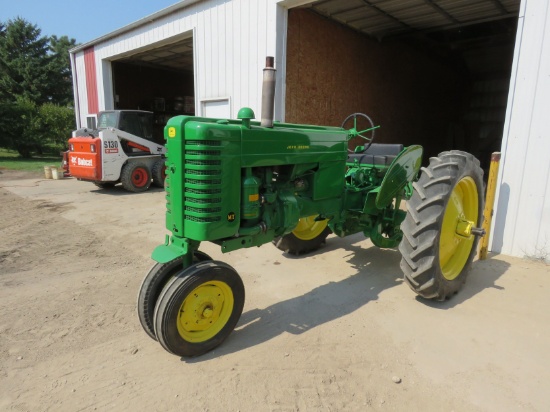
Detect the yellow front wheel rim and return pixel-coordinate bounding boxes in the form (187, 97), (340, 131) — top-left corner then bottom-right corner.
(292, 215), (328, 241)
(176, 280), (234, 343)
(439, 176), (479, 280)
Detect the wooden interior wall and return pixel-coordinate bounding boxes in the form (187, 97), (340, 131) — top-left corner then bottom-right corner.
(285, 9), (468, 158)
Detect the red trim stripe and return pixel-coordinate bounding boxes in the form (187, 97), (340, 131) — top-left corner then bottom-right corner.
(84, 47), (99, 114)
(128, 141), (152, 153)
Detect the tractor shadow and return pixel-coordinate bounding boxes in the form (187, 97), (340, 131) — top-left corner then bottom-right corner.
(185, 239), (511, 361)
(186, 234), (405, 360)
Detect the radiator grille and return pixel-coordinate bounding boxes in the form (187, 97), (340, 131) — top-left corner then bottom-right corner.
(185, 206), (222, 214)
(186, 140), (221, 146)
(185, 178), (222, 185)
(183, 139), (223, 224)
(185, 215), (221, 223)
(185, 196), (222, 204)
(185, 168), (221, 176)
(186, 150), (221, 156)
(187, 159), (221, 166)
(185, 187), (221, 195)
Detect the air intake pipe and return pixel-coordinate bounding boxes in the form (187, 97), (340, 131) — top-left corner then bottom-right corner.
(261, 56), (276, 128)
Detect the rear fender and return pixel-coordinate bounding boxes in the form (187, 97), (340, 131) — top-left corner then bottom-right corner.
(375, 145), (423, 209)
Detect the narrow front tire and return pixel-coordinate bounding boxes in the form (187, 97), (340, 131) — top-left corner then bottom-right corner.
(153, 261), (245, 357)
(137, 251), (212, 340)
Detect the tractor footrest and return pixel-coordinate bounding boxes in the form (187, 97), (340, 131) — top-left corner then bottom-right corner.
(347, 143), (404, 166)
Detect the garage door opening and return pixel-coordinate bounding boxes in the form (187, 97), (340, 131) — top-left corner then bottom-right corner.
(111, 36), (195, 144)
(285, 1), (520, 173)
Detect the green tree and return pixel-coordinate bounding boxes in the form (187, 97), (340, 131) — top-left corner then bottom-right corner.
(49, 35), (77, 106)
(37, 103), (75, 148)
(0, 17), (52, 105)
(0, 97), (41, 158)
(0, 18), (78, 157)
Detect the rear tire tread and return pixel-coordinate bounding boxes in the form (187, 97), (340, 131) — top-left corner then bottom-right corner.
(399, 150), (484, 301)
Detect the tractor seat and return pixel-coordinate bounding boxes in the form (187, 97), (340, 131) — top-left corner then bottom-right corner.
(347, 143), (404, 166)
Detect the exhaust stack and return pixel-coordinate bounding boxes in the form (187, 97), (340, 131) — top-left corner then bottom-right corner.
(261, 56), (276, 128)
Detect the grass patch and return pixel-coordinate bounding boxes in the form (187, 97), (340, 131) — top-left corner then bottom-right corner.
(0, 148), (62, 172)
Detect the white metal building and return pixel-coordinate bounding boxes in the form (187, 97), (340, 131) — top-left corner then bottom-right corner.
(69, 0), (550, 261)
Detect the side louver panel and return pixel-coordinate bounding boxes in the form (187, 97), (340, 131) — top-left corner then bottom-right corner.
(165, 118), (241, 241)
(184, 140), (223, 224)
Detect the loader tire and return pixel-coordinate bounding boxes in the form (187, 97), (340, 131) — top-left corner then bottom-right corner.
(154, 260), (245, 357)
(151, 158), (166, 188)
(399, 151), (484, 301)
(273, 215), (331, 255)
(121, 162), (151, 192)
(137, 251), (212, 340)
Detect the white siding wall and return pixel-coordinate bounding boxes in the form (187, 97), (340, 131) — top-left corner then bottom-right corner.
(73, 0), (287, 124)
(492, 0), (550, 261)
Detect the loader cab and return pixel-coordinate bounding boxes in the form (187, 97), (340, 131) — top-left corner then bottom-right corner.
(97, 110), (154, 141)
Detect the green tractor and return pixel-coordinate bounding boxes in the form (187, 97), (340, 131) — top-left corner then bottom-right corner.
(137, 59), (485, 357)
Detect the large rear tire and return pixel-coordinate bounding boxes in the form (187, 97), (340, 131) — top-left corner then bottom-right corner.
(399, 151), (484, 300)
(137, 251), (212, 340)
(273, 215), (331, 255)
(121, 162), (151, 192)
(154, 261), (245, 357)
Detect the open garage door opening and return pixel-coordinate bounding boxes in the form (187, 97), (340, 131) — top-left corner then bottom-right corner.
(285, 1), (520, 173)
(111, 36), (195, 145)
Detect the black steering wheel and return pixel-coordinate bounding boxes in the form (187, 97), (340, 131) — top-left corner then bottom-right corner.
(341, 113), (377, 153)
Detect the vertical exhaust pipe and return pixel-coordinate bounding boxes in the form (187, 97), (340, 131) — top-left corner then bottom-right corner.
(261, 56), (276, 128)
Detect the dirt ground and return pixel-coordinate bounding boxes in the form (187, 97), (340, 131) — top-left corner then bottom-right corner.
(1, 169), (549, 411)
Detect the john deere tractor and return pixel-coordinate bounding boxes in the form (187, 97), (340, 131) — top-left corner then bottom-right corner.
(137, 58), (485, 357)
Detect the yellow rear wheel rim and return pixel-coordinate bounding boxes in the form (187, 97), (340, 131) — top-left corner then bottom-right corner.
(292, 215), (328, 241)
(176, 280), (234, 343)
(439, 176), (479, 280)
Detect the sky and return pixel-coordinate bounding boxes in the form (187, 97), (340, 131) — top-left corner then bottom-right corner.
(0, 0), (182, 44)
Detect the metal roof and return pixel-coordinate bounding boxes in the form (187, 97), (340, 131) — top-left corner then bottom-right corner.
(70, 0), (200, 54)
(72, 0), (521, 71)
(310, 0), (520, 39)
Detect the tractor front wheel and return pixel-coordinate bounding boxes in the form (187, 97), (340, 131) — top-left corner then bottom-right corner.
(399, 151), (484, 300)
(153, 261), (245, 357)
(121, 162), (151, 192)
(137, 251), (212, 340)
